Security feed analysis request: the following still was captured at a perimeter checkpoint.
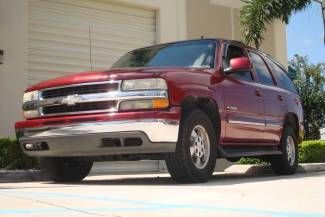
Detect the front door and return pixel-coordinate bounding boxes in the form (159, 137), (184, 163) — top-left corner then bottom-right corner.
(248, 51), (286, 144)
(222, 45), (265, 145)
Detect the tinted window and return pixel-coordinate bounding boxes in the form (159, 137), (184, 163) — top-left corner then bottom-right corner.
(265, 57), (297, 93)
(112, 40), (216, 69)
(249, 52), (274, 86)
(225, 45), (253, 82)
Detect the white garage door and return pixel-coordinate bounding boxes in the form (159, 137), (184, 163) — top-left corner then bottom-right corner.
(28, 0), (156, 85)
(28, 0), (159, 174)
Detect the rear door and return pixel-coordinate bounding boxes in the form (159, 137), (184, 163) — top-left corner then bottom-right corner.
(222, 44), (265, 144)
(248, 51), (287, 144)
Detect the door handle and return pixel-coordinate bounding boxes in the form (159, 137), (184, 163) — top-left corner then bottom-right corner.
(255, 90), (262, 97)
(278, 95), (284, 101)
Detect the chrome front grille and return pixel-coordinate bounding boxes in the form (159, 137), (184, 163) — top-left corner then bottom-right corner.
(23, 80), (168, 118)
(42, 101), (118, 115)
(41, 83), (119, 99)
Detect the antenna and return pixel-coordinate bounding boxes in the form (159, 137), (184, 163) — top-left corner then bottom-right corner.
(89, 25), (93, 71)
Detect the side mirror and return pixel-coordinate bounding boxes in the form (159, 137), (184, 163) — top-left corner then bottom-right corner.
(224, 57), (251, 74)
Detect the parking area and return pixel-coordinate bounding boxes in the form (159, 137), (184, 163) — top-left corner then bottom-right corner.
(0, 172), (324, 217)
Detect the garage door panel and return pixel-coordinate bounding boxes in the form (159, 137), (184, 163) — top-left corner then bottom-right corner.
(92, 28), (155, 45)
(29, 22), (90, 39)
(28, 0), (156, 84)
(28, 49), (91, 59)
(45, 0), (156, 18)
(29, 63), (89, 76)
(30, 1), (156, 27)
(29, 55), (91, 69)
(29, 39), (91, 53)
(91, 37), (152, 52)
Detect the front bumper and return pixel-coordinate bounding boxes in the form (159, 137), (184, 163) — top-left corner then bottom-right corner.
(17, 118), (179, 157)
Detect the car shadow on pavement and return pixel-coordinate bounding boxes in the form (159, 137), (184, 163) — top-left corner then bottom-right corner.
(56, 171), (324, 186)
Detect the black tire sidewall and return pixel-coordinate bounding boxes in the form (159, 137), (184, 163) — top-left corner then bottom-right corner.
(178, 110), (217, 181)
(283, 127), (299, 170)
(41, 157), (93, 182)
(272, 126), (298, 175)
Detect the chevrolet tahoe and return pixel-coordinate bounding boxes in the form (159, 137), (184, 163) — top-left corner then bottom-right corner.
(15, 39), (304, 183)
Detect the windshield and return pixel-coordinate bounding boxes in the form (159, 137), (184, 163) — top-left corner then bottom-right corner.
(111, 40), (216, 69)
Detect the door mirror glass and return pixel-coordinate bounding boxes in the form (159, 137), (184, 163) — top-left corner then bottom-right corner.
(224, 57), (251, 74)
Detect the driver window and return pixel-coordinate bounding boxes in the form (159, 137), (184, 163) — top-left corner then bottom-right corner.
(224, 45), (253, 82)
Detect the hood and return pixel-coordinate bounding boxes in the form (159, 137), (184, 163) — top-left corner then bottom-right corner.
(25, 67), (186, 92)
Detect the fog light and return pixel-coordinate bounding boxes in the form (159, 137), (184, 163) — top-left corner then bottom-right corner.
(23, 110), (40, 119)
(24, 143), (34, 150)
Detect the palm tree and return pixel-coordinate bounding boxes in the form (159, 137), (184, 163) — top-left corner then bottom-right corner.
(240, 0), (325, 49)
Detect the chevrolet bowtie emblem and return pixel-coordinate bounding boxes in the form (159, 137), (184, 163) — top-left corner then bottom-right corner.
(61, 94), (81, 106)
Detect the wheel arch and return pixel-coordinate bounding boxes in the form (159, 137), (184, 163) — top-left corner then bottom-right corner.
(283, 112), (299, 141)
(180, 96), (221, 142)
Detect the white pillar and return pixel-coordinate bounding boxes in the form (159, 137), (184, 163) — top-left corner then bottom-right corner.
(273, 20), (288, 68)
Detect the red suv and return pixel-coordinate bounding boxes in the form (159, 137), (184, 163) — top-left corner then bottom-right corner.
(15, 39), (304, 183)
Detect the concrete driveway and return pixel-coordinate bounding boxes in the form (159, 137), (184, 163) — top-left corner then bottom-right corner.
(0, 172), (324, 217)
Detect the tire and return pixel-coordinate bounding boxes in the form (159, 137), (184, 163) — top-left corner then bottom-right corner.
(165, 110), (218, 183)
(41, 157), (93, 182)
(270, 126), (298, 175)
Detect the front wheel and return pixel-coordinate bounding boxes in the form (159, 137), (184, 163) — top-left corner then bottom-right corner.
(270, 126), (298, 175)
(165, 110), (218, 183)
(41, 157), (93, 182)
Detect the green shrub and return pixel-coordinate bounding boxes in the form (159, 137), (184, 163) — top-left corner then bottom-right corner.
(299, 140), (325, 163)
(239, 140), (325, 164)
(238, 157), (268, 165)
(0, 138), (39, 169)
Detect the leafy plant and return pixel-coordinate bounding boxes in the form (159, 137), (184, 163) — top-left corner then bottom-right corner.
(299, 140), (325, 163)
(290, 55), (325, 140)
(240, 0), (325, 49)
(0, 138), (39, 169)
(238, 157), (268, 165)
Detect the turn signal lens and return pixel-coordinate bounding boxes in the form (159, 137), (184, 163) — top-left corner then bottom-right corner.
(152, 98), (169, 109)
(119, 98), (169, 111)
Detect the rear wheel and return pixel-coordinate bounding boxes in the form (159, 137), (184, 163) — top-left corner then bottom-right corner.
(41, 157), (93, 182)
(270, 126), (298, 175)
(165, 110), (217, 183)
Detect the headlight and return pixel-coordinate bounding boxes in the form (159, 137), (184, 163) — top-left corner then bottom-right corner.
(119, 99), (169, 111)
(121, 78), (167, 91)
(23, 91), (39, 103)
(23, 110), (40, 119)
(23, 91), (40, 119)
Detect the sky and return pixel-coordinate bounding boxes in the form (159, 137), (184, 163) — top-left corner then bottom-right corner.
(287, 2), (325, 64)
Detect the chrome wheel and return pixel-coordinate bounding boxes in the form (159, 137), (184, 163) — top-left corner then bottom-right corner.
(190, 125), (210, 169)
(286, 136), (296, 166)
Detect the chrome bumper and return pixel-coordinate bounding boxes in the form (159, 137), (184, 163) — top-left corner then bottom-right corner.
(18, 119), (179, 157)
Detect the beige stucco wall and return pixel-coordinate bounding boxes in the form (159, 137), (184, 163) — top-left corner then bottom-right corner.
(186, 0), (287, 66)
(0, 0), (287, 137)
(123, 0), (188, 43)
(0, 0), (28, 137)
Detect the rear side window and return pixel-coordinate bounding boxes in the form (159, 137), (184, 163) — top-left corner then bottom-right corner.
(249, 52), (275, 86)
(265, 57), (297, 93)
